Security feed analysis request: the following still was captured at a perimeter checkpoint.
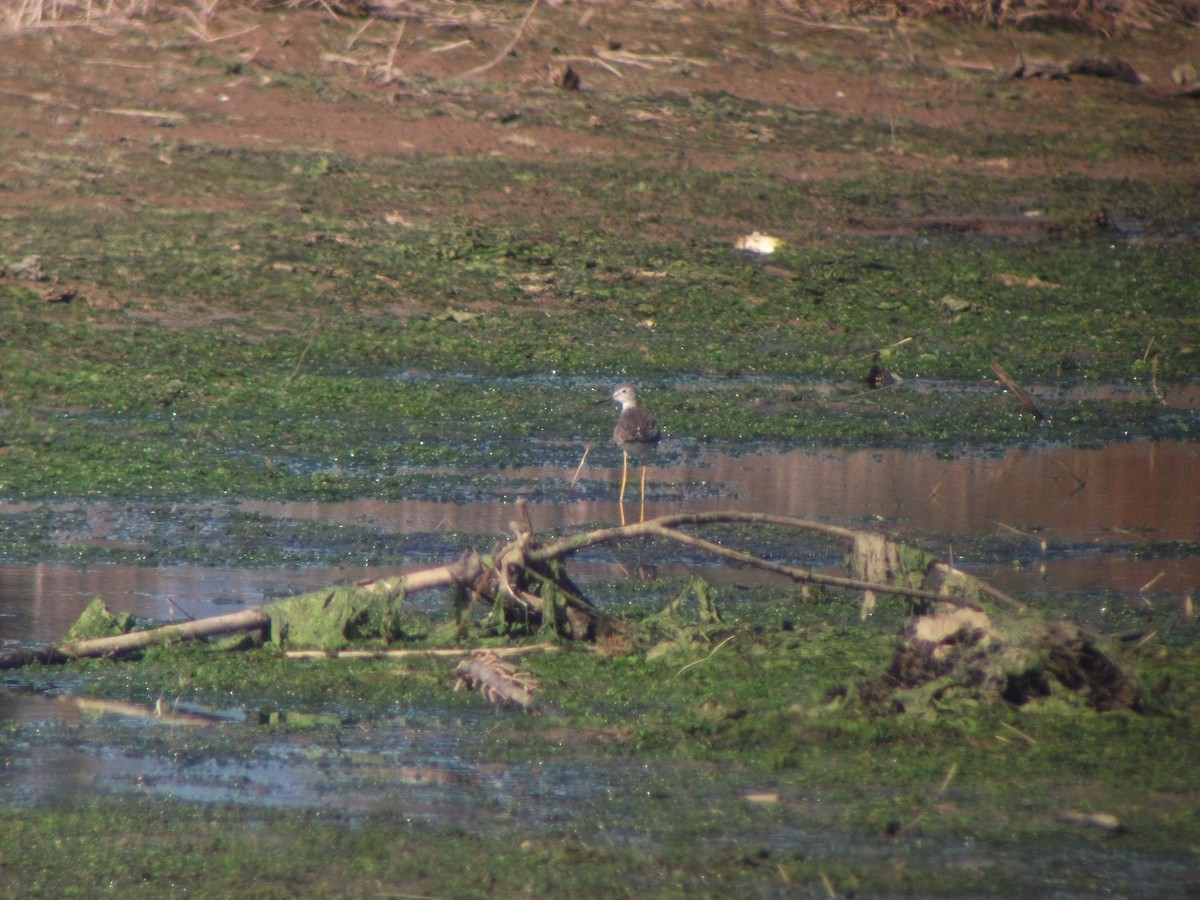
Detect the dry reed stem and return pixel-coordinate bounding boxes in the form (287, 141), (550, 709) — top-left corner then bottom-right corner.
(383, 19), (405, 81)
(285, 644), (559, 660)
(456, 0), (540, 79)
(4, 1), (1194, 38)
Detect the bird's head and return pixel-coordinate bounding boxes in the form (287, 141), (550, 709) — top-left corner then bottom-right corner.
(608, 383), (639, 411)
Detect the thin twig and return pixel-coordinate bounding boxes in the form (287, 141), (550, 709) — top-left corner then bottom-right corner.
(938, 762), (958, 794)
(320, 52), (372, 69)
(1139, 571), (1165, 594)
(430, 39), (473, 54)
(940, 58), (999, 73)
(346, 16), (375, 50)
(598, 49), (708, 68)
(283, 317), (321, 391)
(457, 0), (541, 79)
(527, 512), (1002, 609)
(1132, 630), (1158, 648)
(313, 0), (341, 24)
(384, 20), (406, 82)
(1000, 721), (1037, 744)
(98, 107), (186, 121)
(675, 634), (736, 677)
(556, 54), (624, 78)
(1052, 459), (1086, 490)
(843, 380), (905, 401)
(569, 445), (591, 488)
(0, 89), (80, 109)
(893, 762), (957, 837)
(991, 361), (1045, 420)
(1150, 355), (1165, 405)
(285, 644), (559, 660)
(993, 520), (1036, 539)
(651, 523), (977, 608)
(871, 336), (913, 356)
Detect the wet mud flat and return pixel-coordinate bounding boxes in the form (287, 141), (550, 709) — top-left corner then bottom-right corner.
(1, 697), (1196, 886)
(2, 617), (1198, 898)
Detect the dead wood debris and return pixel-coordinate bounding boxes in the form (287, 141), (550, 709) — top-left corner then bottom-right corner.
(4, 510), (1149, 718)
(1012, 54), (1143, 84)
(285, 644), (557, 660)
(869, 602), (1145, 713)
(0, 605), (271, 671)
(455, 650), (548, 713)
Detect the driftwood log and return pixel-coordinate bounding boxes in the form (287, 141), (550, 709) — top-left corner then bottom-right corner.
(0, 511), (998, 669)
(0, 509), (1145, 712)
(0, 608), (271, 671)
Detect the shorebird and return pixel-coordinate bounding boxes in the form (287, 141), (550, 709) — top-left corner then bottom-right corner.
(603, 383), (661, 525)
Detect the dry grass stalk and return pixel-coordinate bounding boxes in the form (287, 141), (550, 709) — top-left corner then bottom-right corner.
(456, 0), (540, 79)
(285, 643), (558, 660)
(4, 0), (156, 32)
(382, 19), (404, 81)
(991, 361), (1045, 420)
(4, 0), (1197, 37)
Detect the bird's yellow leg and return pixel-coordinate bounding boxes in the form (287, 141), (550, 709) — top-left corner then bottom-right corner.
(639, 464), (647, 523)
(618, 450), (629, 526)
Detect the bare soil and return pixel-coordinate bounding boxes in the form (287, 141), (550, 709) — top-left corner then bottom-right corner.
(1, 3), (1197, 238)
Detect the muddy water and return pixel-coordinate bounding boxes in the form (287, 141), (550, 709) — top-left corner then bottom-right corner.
(1, 440), (1196, 646)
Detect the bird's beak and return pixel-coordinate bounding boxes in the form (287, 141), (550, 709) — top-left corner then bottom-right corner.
(594, 395), (613, 406)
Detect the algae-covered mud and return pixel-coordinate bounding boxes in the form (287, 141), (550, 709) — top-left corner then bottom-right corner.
(1, 1), (1199, 896)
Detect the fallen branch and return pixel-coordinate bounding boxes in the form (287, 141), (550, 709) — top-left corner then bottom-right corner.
(526, 511), (1015, 609)
(383, 20), (406, 82)
(98, 106), (187, 122)
(4, 511), (1021, 674)
(73, 696), (231, 727)
(285, 643), (559, 660)
(596, 49), (708, 70)
(0, 608), (270, 670)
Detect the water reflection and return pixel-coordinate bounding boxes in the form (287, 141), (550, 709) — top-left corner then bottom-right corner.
(0, 563), (408, 645)
(0, 441), (1196, 646)
(242, 440), (1199, 543)
(254, 439), (1196, 533)
(247, 440), (1200, 596)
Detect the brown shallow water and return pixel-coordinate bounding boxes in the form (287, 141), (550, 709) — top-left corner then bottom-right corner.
(0, 440), (1195, 646)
